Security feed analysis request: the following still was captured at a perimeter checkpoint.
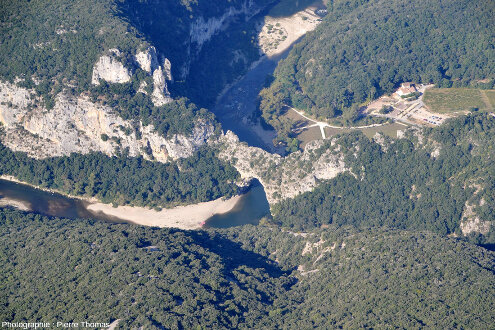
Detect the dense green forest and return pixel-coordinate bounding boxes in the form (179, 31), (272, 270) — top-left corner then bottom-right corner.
(0, 143), (239, 208)
(1, 208), (494, 328)
(260, 0), (495, 124)
(271, 113), (495, 243)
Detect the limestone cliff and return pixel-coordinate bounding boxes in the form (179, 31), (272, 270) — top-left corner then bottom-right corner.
(0, 81), (214, 161)
(92, 46), (173, 107)
(215, 131), (349, 204)
(460, 183), (492, 236)
(91, 49), (131, 85)
(190, 0), (259, 50)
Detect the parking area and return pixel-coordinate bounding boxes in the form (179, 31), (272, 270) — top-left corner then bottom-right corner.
(367, 84), (450, 127)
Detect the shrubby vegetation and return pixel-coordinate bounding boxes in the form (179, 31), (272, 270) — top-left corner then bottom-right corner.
(260, 0), (495, 121)
(271, 114), (495, 243)
(1, 208), (494, 328)
(0, 143), (239, 208)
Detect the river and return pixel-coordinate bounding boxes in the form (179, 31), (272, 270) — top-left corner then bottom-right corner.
(213, 52), (289, 154)
(0, 178), (270, 228)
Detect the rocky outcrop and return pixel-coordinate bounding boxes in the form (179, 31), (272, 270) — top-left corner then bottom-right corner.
(215, 131), (348, 204)
(163, 58), (173, 82)
(0, 81), (213, 161)
(151, 67), (172, 106)
(92, 46), (173, 106)
(460, 183), (492, 236)
(91, 50), (131, 85)
(135, 46), (160, 73)
(460, 213), (491, 236)
(191, 0), (261, 48)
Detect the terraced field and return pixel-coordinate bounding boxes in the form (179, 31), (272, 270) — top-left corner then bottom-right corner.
(423, 88), (494, 113)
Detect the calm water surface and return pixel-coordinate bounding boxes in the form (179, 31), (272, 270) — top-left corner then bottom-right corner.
(204, 182), (270, 228)
(0, 179), (270, 228)
(0, 179), (126, 223)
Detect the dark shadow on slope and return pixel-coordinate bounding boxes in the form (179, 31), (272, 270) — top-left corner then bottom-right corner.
(114, 1), (270, 108)
(188, 230), (292, 279)
(480, 243), (495, 252)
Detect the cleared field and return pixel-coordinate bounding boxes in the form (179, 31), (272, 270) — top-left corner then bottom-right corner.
(360, 123), (408, 139)
(423, 88), (492, 113)
(297, 126), (322, 148)
(484, 90), (495, 109)
(322, 122), (407, 140)
(324, 126), (351, 138)
(284, 108), (313, 128)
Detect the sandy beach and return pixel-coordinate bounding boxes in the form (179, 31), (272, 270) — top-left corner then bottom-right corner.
(1, 174), (243, 230)
(259, 2), (323, 58)
(87, 194), (243, 230)
(0, 196), (31, 211)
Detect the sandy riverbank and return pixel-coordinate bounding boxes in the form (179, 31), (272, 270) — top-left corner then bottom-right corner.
(1, 174), (243, 230)
(87, 196), (241, 229)
(259, 2), (323, 57)
(87, 195), (242, 230)
(0, 196), (31, 211)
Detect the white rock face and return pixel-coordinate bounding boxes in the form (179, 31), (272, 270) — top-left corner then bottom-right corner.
(460, 215), (491, 236)
(91, 55), (131, 85)
(179, 0), (261, 79)
(215, 131), (349, 204)
(163, 58), (173, 81)
(135, 46), (160, 73)
(152, 67), (172, 106)
(134, 46), (173, 106)
(0, 80), (33, 112)
(0, 81), (213, 161)
(191, 0), (259, 50)
(460, 184), (492, 236)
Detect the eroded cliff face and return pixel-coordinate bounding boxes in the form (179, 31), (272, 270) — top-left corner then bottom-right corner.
(215, 131), (349, 204)
(0, 81), (214, 161)
(179, 0), (264, 79)
(190, 0), (258, 49)
(92, 46), (173, 106)
(91, 49), (132, 85)
(460, 183), (492, 236)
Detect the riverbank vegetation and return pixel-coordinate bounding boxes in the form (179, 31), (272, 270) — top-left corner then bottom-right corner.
(1, 208), (494, 328)
(0, 144), (240, 208)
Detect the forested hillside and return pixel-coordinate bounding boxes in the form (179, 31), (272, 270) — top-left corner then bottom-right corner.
(260, 0), (495, 121)
(1, 208), (494, 328)
(271, 113), (495, 243)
